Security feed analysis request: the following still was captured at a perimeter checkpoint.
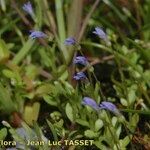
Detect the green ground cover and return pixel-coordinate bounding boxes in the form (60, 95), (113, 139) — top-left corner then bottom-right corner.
(0, 0), (150, 149)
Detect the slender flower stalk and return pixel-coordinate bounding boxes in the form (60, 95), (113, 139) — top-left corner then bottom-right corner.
(64, 37), (76, 45)
(29, 30), (47, 39)
(73, 72), (86, 80)
(73, 56), (88, 65)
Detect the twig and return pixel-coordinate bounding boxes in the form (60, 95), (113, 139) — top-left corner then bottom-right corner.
(39, 69), (53, 79)
(43, 0), (58, 38)
(11, 0), (32, 28)
(77, 0), (100, 42)
(81, 55), (114, 72)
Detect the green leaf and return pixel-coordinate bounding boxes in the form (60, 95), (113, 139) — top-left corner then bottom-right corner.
(0, 39), (10, 63)
(0, 0), (6, 12)
(58, 70), (68, 81)
(116, 125), (122, 138)
(94, 83), (101, 102)
(0, 82), (15, 113)
(95, 119), (103, 131)
(12, 39), (35, 65)
(46, 120), (58, 141)
(127, 85), (137, 105)
(131, 114), (139, 126)
(94, 140), (107, 150)
(76, 119), (90, 127)
(2, 69), (22, 86)
(43, 95), (57, 106)
(54, 119), (64, 128)
(129, 114), (139, 132)
(120, 98), (128, 106)
(112, 117), (117, 127)
(32, 102), (40, 122)
(65, 103), (74, 122)
(23, 102), (40, 126)
(25, 65), (39, 80)
(36, 84), (55, 96)
(143, 70), (150, 84)
(120, 136), (130, 148)
(0, 128), (7, 140)
(84, 130), (99, 138)
(2, 69), (15, 78)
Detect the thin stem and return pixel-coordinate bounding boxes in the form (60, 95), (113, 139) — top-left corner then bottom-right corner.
(77, 0), (100, 42)
(77, 47), (106, 100)
(81, 55), (114, 72)
(67, 0), (100, 64)
(11, 0), (32, 28)
(43, 0), (57, 38)
(120, 109), (150, 115)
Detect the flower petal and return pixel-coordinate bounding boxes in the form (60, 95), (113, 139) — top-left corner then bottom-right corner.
(64, 37), (76, 45)
(73, 56), (88, 65)
(22, 1), (34, 16)
(73, 72), (86, 80)
(29, 30), (47, 39)
(99, 101), (120, 115)
(82, 97), (99, 110)
(93, 27), (107, 40)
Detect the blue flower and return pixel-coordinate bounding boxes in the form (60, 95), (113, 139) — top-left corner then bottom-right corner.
(64, 37), (76, 45)
(29, 30), (47, 39)
(99, 101), (120, 115)
(22, 1), (34, 16)
(93, 27), (107, 41)
(82, 97), (120, 115)
(82, 97), (99, 111)
(73, 72), (86, 80)
(74, 56), (88, 65)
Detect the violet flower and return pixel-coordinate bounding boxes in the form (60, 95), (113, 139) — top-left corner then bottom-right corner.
(64, 37), (76, 45)
(82, 97), (99, 111)
(82, 97), (120, 115)
(22, 1), (34, 16)
(73, 72), (86, 80)
(29, 30), (47, 39)
(99, 101), (120, 115)
(93, 27), (107, 41)
(74, 56), (88, 65)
